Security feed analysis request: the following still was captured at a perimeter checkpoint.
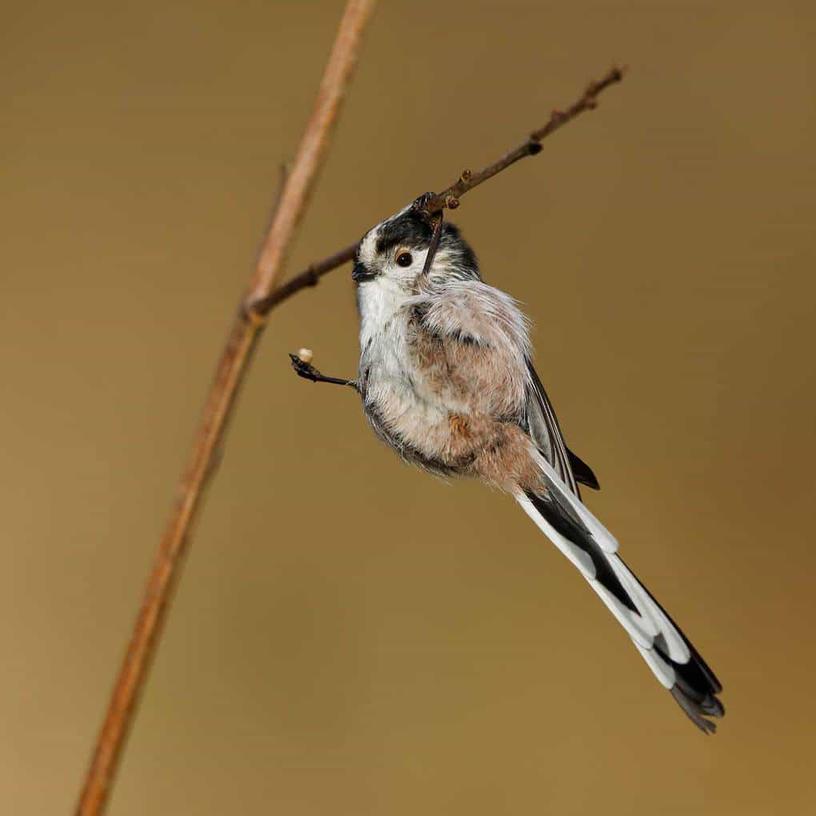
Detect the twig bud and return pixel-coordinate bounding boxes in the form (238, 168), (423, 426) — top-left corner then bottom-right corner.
(446, 196), (460, 210)
(297, 348), (313, 364)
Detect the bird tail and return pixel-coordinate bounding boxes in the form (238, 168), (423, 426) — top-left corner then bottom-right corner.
(514, 456), (724, 733)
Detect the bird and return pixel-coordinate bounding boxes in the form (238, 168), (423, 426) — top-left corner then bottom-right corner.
(290, 199), (724, 733)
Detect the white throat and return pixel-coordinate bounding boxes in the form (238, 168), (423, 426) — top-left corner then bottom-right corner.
(357, 277), (415, 352)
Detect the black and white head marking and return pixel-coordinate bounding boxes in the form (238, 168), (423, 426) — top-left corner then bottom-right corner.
(353, 205), (480, 291)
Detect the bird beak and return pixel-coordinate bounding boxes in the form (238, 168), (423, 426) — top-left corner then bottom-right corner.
(352, 262), (375, 282)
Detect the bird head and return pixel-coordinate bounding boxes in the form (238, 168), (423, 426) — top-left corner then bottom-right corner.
(352, 199), (480, 290)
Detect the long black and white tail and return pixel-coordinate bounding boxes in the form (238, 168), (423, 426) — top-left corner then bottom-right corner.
(515, 456), (724, 733)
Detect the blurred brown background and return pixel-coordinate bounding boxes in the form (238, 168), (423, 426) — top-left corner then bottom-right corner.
(2, 0), (815, 813)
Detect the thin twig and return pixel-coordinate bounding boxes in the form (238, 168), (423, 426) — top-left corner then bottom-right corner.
(254, 65), (626, 316)
(252, 241), (358, 314)
(420, 65), (626, 213)
(74, 2), (377, 814)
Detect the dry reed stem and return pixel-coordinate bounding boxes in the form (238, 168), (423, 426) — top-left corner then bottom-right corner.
(74, 2), (378, 813)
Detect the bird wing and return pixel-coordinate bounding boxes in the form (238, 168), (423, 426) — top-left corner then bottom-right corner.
(525, 361), (599, 498)
(412, 281), (599, 498)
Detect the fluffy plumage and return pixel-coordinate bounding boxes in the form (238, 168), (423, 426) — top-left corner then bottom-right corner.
(351, 205), (724, 733)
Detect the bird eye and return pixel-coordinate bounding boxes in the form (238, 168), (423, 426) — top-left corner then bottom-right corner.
(395, 251), (413, 267)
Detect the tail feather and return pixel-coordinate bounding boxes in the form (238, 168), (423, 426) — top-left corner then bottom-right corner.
(515, 468), (724, 734)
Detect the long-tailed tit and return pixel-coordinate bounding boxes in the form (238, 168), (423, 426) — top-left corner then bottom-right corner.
(291, 201), (724, 733)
